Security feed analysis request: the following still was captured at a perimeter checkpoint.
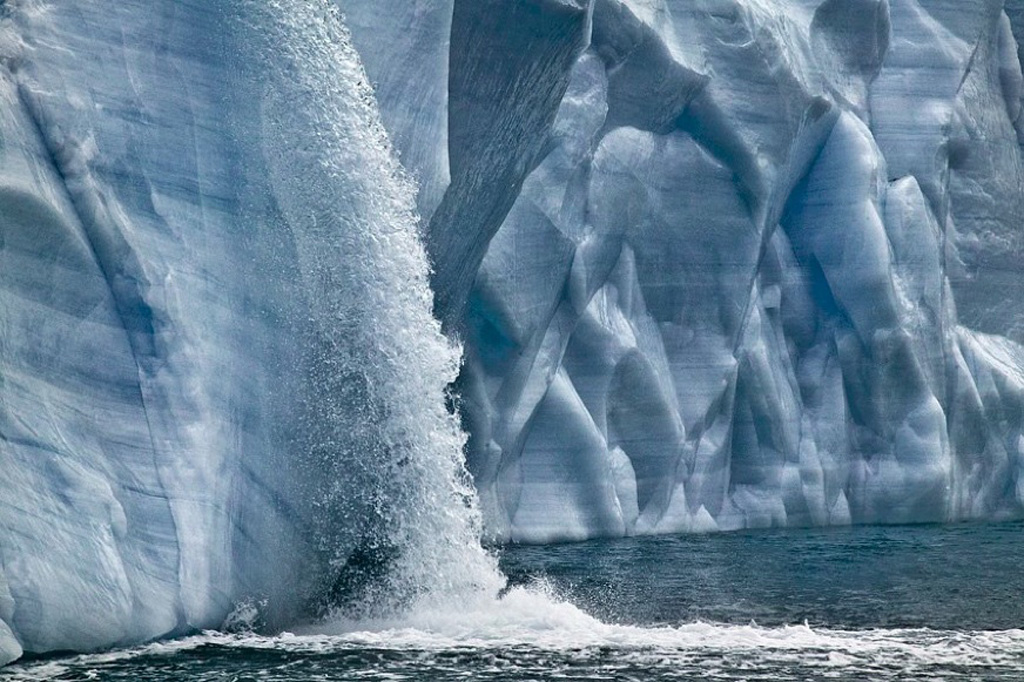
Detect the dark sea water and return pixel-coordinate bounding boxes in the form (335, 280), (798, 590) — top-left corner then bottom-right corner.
(5, 521), (1024, 681)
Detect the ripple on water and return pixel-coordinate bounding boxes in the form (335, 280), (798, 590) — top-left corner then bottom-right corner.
(5, 596), (1024, 681)
(6, 522), (1024, 681)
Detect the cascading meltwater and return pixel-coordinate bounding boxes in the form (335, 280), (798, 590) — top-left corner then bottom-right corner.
(232, 0), (506, 617)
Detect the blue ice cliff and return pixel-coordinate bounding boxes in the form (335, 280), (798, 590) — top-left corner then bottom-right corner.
(1, 0), (1024, 664)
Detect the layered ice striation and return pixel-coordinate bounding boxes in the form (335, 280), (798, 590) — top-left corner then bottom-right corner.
(421, 0), (1024, 543)
(0, 0), (496, 665)
(2, 0), (1024, 665)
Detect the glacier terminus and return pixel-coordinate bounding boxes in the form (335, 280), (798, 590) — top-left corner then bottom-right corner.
(0, 0), (1023, 665)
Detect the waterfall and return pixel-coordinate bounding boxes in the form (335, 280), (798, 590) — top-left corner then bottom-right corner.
(232, 0), (504, 616)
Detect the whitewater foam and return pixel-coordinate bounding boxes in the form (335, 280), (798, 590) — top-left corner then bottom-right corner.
(232, 0), (505, 616)
(7, 592), (1024, 682)
(301, 586), (1024, 670)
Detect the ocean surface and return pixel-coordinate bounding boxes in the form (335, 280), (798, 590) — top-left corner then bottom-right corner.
(4, 520), (1023, 681)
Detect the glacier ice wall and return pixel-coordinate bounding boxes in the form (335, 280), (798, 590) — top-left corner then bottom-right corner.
(0, 0), (499, 665)
(399, 0), (1024, 543)
(3, 0), (1024, 665)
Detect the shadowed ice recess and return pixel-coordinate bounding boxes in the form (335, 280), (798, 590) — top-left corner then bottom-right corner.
(0, 0), (1023, 667)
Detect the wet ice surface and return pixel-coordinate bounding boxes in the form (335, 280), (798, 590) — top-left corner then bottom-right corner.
(6, 521), (1024, 681)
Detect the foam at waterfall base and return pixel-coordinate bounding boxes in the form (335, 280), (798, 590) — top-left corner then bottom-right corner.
(309, 586), (1024, 663)
(6, 585), (1024, 681)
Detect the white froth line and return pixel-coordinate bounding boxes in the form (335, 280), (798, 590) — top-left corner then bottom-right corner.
(4, 623), (1024, 678)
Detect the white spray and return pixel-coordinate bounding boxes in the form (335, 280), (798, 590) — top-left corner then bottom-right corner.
(233, 0), (505, 618)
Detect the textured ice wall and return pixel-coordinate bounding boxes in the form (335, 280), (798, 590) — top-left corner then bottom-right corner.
(3, 0), (1024, 665)
(409, 0), (1024, 543)
(0, 0), (490, 664)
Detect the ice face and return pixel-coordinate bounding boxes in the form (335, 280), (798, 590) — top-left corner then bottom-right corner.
(0, 0), (496, 665)
(1, 0), (1024, 664)
(443, 0), (1024, 542)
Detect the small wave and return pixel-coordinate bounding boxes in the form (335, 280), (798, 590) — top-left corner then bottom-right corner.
(306, 585), (1024, 670)
(7, 585), (1022, 680)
